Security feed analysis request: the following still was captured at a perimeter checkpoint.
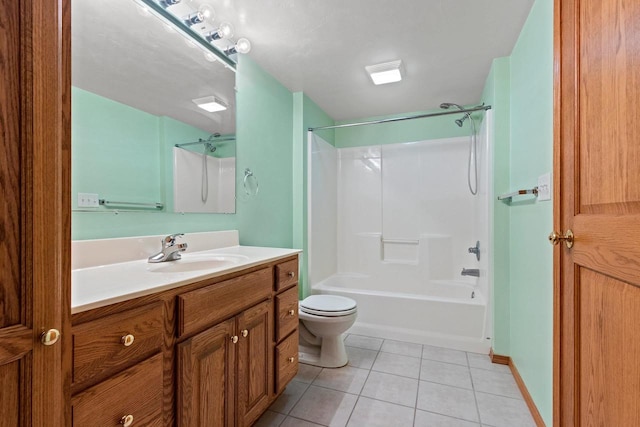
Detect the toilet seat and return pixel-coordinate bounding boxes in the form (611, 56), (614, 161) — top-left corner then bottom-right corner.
(300, 295), (357, 317)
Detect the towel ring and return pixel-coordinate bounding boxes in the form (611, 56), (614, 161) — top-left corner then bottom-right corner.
(243, 168), (259, 196)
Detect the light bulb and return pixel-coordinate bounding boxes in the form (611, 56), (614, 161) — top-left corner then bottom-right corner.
(188, 11), (204, 25)
(235, 38), (251, 54)
(198, 3), (215, 21)
(208, 22), (234, 41)
(217, 22), (234, 39)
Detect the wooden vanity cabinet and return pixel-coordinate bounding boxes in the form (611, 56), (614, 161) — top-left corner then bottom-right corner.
(70, 254), (299, 427)
(177, 300), (273, 427)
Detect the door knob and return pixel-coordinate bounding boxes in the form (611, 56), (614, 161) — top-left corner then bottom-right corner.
(241, 329), (248, 338)
(231, 335), (238, 344)
(548, 229), (574, 249)
(40, 329), (60, 346)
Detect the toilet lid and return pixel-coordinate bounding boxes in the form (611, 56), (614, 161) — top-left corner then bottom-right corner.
(300, 295), (357, 315)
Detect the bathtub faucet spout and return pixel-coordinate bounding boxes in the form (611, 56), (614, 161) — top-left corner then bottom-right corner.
(461, 268), (480, 277)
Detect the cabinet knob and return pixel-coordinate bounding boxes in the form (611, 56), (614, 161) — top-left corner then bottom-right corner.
(40, 329), (60, 346)
(288, 356), (295, 363)
(231, 335), (238, 344)
(288, 309), (295, 316)
(121, 334), (135, 347)
(241, 329), (248, 338)
(119, 414), (134, 427)
(287, 271), (295, 278)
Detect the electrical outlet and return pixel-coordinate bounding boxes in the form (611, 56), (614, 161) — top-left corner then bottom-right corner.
(537, 173), (551, 201)
(78, 192), (99, 207)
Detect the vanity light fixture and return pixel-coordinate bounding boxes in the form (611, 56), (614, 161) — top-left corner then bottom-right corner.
(133, 0), (252, 68)
(365, 60), (404, 85)
(192, 96), (227, 113)
(224, 37), (251, 55)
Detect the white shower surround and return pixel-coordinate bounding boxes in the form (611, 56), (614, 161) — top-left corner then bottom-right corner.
(307, 113), (492, 353)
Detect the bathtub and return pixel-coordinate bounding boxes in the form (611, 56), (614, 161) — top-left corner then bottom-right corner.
(312, 273), (490, 353)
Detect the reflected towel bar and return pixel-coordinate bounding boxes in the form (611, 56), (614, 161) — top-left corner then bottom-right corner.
(99, 199), (164, 210)
(497, 187), (538, 202)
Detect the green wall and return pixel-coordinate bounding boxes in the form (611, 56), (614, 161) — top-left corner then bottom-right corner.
(293, 93), (335, 298)
(507, 0), (554, 423)
(73, 56), (296, 250)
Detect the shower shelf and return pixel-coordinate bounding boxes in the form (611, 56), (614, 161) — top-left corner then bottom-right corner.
(497, 187), (538, 202)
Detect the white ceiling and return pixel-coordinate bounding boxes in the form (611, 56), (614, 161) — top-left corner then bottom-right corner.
(73, 0), (534, 127)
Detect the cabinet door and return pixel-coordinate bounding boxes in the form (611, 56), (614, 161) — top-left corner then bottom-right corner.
(236, 300), (273, 427)
(177, 319), (236, 427)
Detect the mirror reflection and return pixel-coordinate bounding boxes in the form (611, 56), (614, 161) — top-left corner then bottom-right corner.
(71, 0), (236, 214)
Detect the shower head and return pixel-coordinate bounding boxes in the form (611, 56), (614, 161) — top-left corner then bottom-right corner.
(204, 142), (217, 153)
(455, 116), (468, 127)
(440, 102), (464, 111)
(441, 102), (469, 127)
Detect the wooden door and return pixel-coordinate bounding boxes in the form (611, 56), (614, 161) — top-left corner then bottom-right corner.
(554, 0), (640, 425)
(177, 319), (236, 427)
(236, 300), (273, 427)
(0, 0), (70, 426)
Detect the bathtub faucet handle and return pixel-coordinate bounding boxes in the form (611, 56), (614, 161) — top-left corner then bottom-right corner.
(468, 241), (480, 261)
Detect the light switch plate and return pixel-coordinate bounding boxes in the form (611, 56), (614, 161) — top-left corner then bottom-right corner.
(78, 192), (99, 207)
(537, 173), (551, 201)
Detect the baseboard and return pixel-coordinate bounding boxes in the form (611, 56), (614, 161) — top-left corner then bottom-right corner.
(490, 349), (546, 427)
(489, 348), (510, 365)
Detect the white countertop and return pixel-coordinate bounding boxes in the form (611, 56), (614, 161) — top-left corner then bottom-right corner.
(72, 245), (300, 314)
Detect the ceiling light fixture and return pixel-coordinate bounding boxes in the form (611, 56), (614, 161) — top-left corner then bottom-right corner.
(365, 60), (404, 85)
(192, 96), (227, 113)
(224, 37), (251, 55)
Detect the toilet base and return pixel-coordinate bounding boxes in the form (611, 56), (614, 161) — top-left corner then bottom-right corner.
(298, 335), (348, 368)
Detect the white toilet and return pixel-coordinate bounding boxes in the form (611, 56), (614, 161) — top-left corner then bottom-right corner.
(298, 295), (357, 368)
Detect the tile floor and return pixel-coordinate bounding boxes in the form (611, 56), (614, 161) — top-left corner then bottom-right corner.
(255, 334), (536, 427)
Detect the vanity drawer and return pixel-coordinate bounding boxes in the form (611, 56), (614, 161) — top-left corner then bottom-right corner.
(178, 267), (272, 337)
(72, 302), (164, 388)
(72, 353), (163, 427)
(275, 286), (298, 342)
(275, 331), (299, 394)
(275, 259), (298, 291)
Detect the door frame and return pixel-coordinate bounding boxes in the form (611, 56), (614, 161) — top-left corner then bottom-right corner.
(23, 0), (72, 424)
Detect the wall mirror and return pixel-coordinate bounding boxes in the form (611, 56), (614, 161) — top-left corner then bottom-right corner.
(71, 0), (237, 214)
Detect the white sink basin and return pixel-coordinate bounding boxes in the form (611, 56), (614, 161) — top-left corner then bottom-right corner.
(146, 253), (250, 273)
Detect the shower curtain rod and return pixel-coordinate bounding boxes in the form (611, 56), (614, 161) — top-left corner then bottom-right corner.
(308, 105), (491, 132)
(175, 137), (236, 149)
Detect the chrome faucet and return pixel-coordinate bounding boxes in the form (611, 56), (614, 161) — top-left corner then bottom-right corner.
(148, 233), (188, 263)
(461, 268), (480, 277)
(468, 241), (480, 261)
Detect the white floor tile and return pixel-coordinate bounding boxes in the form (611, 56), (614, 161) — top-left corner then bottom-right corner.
(372, 352), (421, 379)
(344, 334), (384, 351)
(422, 345), (469, 366)
(417, 381), (479, 422)
(269, 381), (309, 414)
(380, 339), (423, 358)
(475, 392), (536, 427)
(254, 410), (286, 427)
(414, 410), (480, 427)
(420, 359), (473, 389)
(295, 364), (323, 383)
(360, 371), (419, 407)
(470, 368), (521, 399)
(466, 353), (511, 373)
(313, 366), (370, 394)
(289, 385), (358, 427)
(346, 346), (378, 369)
(280, 416), (325, 427)
(346, 397), (415, 427)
